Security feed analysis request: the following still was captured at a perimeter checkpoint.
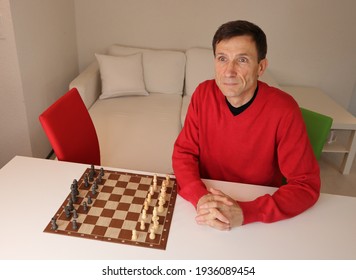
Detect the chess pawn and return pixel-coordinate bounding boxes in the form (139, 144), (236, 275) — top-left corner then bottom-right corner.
(140, 220), (145, 230)
(141, 209), (147, 220)
(151, 215), (159, 223)
(72, 209), (78, 219)
(153, 219), (159, 230)
(153, 206), (158, 217)
(144, 200), (149, 211)
(87, 195), (92, 205)
(93, 181), (98, 190)
(91, 183), (97, 195)
(68, 197), (74, 211)
(146, 193), (152, 203)
(84, 174), (89, 188)
(89, 170), (94, 182)
(83, 201), (88, 212)
(72, 219), (78, 230)
(149, 185), (154, 196)
(160, 188), (167, 199)
(100, 167), (104, 177)
(158, 200), (164, 213)
(149, 227), (156, 240)
(161, 181), (166, 191)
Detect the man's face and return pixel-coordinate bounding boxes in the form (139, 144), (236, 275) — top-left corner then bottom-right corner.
(214, 35), (267, 107)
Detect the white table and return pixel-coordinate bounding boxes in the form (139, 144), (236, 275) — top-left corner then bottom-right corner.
(282, 86), (356, 174)
(0, 156), (355, 260)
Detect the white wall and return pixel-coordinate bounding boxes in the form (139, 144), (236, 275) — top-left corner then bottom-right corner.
(0, 0), (78, 168)
(74, 0), (356, 113)
(3, 0), (78, 166)
(0, 0), (32, 168)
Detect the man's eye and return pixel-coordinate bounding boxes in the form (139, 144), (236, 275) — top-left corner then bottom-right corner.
(217, 56), (227, 62)
(238, 57), (248, 63)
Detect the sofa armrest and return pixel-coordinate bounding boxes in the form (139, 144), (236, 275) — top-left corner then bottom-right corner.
(69, 61), (101, 109)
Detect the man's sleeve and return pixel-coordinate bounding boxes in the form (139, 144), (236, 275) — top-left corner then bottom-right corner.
(172, 91), (209, 207)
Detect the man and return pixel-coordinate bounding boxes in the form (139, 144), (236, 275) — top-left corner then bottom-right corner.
(172, 20), (320, 231)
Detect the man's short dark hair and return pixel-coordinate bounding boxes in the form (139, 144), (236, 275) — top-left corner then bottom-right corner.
(212, 20), (267, 62)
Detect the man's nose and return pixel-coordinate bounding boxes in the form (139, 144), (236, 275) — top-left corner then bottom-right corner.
(225, 61), (237, 77)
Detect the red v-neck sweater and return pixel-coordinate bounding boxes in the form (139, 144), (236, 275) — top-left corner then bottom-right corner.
(172, 80), (320, 224)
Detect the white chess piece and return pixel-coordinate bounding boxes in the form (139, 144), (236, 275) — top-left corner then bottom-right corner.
(147, 193), (152, 203)
(153, 219), (159, 230)
(158, 203), (164, 213)
(165, 175), (170, 185)
(153, 206), (158, 217)
(140, 220), (145, 230)
(144, 199), (149, 211)
(131, 229), (138, 241)
(142, 209), (147, 219)
(160, 188), (167, 199)
(149, 227), (156, 239)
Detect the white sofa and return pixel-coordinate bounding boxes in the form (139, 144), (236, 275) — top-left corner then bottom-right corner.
(70, 45), (281, 174)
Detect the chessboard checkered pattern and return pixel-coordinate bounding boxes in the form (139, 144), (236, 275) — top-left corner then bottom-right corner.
(44, 167), (177, 250)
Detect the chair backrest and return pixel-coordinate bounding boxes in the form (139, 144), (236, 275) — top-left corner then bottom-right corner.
(39, 88), (100, 165)
(300, 107), (333, 159)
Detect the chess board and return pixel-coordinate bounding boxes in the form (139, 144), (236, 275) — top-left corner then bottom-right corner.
(44, 166), (177, 250)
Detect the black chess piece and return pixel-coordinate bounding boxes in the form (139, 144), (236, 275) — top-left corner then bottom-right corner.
(72, 219), (78, 230)
(68, 197), (74, 211)
(96, 175), (102, 184)
(51, 217), (58, 230)
(65, 206), (71, 218)
(89, 169), (94, 182)
(72, 179), (79, 195)
(87, 195), (92, 205)
(83, 201), (88, 212)
(84, 174), (89, 188)
(71, 189), (77, 203)
(72, 209), (78, 219)
(91, 183), (97, 195)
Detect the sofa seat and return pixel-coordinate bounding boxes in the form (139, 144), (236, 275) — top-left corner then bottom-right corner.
(88, 93), (182, 174)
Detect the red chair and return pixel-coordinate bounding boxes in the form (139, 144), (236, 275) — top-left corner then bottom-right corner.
(39, 88), (100, 165)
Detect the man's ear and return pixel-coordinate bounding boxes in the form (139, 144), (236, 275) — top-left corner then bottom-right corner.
(257, 58), (268, 77)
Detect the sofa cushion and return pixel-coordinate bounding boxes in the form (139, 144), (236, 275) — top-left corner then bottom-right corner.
(89, 93), (182, 174)
(185, 48), (215, 96)
(95, 53), (148, 99)
(107, 45), (186, 95)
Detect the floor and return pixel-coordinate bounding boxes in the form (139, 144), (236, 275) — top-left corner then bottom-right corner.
(319, 153), (356, 197)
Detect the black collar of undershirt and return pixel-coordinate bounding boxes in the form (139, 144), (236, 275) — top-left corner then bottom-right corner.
(225, 86), (259, 116)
